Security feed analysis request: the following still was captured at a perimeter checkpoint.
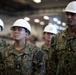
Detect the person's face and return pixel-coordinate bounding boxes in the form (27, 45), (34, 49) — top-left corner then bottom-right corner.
(44, 32), (54, 41)
(11, 26), (27, 41)
(65, 12), (76, 27)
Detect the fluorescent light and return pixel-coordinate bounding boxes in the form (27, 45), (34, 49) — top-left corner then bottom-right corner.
(53, 18), (58, 22)
(24, 17), (30, 21)
(34, 19), (40, 23)
(33, 0), (41, 3)
(57, 20), (61, 24)
(62, 22), (66, 26)
(43, 16), (49, 20)
(40, 21), (45, 25)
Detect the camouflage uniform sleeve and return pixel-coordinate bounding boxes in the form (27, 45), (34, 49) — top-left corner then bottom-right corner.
(0, 38), (7, 51)
(32, 46), (45, 75)
(0, 52), (5, 75)
(48, 36), (58, 75)
(0, 44), (8, 75)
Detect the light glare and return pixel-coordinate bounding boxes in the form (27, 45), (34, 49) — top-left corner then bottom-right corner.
(24, 17), (30, 21)
(34, 19), (40, 23)
(43, 16), (49, 20)
(33, 0), (41, 3)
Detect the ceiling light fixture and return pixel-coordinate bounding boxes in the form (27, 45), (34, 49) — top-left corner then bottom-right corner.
(57, 20), (61, 24)
(34, 19), (40, 23)
(62, 22), (66, 26)
(33, 0), (41, 3)
(24, 17), (30, 21)
(43, 16), (49, 20)
(53, 18), (58, 22)
(40, 21), (45, 25)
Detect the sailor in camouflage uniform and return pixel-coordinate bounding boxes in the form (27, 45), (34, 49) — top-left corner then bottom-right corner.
(0, 19), (6, 51)
(1, 19), (45, 75)
(41, 24), (57, 75)
(0, 19), (8, 75)
(49, 1), (76, 75)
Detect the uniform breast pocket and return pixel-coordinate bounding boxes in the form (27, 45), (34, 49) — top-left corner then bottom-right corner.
(55, 41), (66, 61)
(57, 50), (66, 61)
(71, 46), (76, 58)
(22, 54), (33, 69)
(5, 55), (15, 68)
(72, 45), (76, 51)
(56, 41), (66, 51)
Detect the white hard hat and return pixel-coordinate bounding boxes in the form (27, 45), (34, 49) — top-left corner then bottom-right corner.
(0, 19), (4, 31)
(43, 24), (57, 34)
(11, 19), (31, 33)
(63, 1), (76, 13)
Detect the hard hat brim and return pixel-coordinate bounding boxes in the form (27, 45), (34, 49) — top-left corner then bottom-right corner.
(10, 26), (22, 30)
(63, 10), (76, 13)
(43, 30), (57, 34)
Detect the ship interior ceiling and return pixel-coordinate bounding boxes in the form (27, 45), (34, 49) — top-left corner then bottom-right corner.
(0, 0), (74, 35)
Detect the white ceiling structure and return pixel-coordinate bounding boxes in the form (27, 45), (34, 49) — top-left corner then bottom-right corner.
(0, 0), (74, 28)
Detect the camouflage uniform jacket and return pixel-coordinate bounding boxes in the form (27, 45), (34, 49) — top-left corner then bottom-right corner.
(41, 43), (52, 75)
(0, 38), (8, 75)
(49, 30), (76, 75)
(0, 38), (7, 51)
(1, 42), (45, 75)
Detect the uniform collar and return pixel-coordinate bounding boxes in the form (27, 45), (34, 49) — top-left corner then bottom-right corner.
(62, 29), (76, 40)
(9, 42), (31, 56)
